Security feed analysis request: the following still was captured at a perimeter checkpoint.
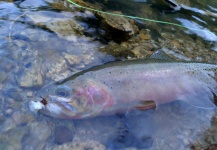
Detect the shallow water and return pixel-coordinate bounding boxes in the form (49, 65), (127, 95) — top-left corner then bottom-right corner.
(0, 0), (217, 149)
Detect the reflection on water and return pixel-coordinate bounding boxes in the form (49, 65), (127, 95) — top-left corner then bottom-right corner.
(0, 0), (216, 149)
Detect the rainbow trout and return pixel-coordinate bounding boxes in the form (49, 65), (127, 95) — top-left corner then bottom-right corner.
(29, 59), (217, 119)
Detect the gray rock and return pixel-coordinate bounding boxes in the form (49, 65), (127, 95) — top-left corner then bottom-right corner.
(0, 2), (21, 19)
(26, 11), (85, 41)
(20, 0), (48, 8)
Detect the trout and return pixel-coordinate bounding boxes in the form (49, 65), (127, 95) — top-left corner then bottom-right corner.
(29, 59), (217, 119)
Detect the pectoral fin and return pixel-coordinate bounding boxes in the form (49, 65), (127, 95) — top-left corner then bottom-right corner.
(135, 100), (156, 111)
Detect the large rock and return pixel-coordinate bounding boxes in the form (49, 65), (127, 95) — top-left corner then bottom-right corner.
(27, 11), (85, 41)
(97, 11), (139, 42)
(20, 0), (48, 8)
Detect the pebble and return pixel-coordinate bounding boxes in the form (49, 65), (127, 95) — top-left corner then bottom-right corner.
(5, 108), (13, 116)
(54, 126), (73, 145)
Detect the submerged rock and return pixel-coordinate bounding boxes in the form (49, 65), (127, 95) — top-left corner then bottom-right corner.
(158, 32), (217, 62)
(100, 29), (158, 58)
(54, 126), (73, 145)
(44, 57), (68, 79)
(44, 19), (84, 42)
(16, 67), (43, 88)
(27, 11), (85, 41)
(20, 0), (48, 8)
(53, 140), (106, 150)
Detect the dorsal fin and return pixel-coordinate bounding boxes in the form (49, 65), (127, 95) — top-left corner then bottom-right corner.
(150, 48), (173, 60)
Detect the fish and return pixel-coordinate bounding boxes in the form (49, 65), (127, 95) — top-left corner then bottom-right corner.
(29, 59), (217, 119)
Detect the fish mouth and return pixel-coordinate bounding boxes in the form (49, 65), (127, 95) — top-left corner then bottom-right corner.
(29, 95), (79, 118)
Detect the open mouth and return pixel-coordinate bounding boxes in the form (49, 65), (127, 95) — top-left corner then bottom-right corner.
(40, 96), (48, 105)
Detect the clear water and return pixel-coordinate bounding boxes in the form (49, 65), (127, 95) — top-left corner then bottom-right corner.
(0, 0), (217, 149)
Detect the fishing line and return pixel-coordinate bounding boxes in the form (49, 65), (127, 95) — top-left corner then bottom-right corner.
(67, 0), (215, 34)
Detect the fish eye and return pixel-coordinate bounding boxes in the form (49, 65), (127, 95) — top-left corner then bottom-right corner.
(55, 87), (70, 97)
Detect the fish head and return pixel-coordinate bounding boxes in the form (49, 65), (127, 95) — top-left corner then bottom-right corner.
(30, 78), (113, 119)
